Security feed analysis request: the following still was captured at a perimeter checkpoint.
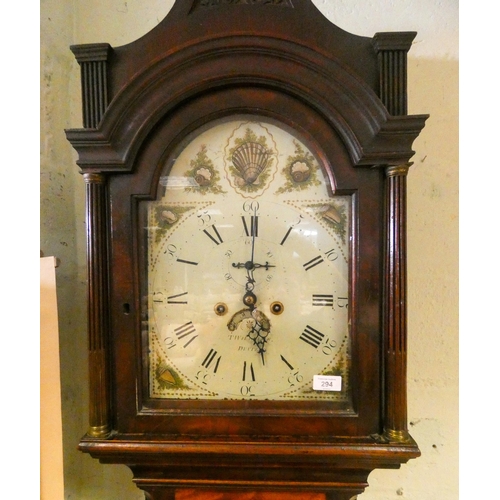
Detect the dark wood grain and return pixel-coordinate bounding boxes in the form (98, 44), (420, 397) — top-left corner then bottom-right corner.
(176, 490), (325, 500)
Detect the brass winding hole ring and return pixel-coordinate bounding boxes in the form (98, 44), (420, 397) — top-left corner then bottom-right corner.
(270, 301), (284, 315)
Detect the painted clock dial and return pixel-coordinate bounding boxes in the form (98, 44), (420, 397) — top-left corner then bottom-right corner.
(143, 117), (351, 401)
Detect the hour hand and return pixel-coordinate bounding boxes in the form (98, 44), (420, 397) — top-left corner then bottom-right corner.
(252, 261), (275, 270)
(232, 261), (275, 271)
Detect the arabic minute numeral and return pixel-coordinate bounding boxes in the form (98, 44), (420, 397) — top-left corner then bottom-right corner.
(240, 385), (255, 397)
(324, 248), (339, 262)
(164, 244), (177, 258)
(321, 338), (338, 356)
(288, 371), (303, 387)
(243, 200), (260, 213)
(197, 210), (212, 226)
(337, 297), (349, 308)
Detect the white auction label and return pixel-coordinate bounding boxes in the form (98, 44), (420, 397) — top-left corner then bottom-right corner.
(313, 375), (342, 391)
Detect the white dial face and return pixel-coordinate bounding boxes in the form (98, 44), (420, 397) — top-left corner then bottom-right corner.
(144, 118), (351, 401)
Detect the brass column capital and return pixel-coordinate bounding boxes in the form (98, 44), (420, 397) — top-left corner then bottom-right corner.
(83, 172), (106, 184)
(385, 162), (412, 178)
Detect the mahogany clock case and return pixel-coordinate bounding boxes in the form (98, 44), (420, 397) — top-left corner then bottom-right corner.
(112, 90), (381, 438)
(65, 0), (428, 495)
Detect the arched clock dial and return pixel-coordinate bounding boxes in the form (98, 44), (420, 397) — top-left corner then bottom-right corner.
(144, 117), (351, 401)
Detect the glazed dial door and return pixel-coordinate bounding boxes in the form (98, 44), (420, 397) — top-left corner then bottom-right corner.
(144, 118), (351, 401)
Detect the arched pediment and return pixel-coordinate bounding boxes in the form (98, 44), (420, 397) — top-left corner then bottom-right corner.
(66, 7), (426, 173)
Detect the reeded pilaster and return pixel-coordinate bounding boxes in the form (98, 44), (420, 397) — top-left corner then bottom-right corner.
(83, 172), (111, 438)
(382, 163), (411, 442)
(70, 43), (111, 128)
(373, 32), (416, 116)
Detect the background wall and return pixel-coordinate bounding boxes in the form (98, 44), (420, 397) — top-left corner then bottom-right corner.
(40, 1), (459, 499)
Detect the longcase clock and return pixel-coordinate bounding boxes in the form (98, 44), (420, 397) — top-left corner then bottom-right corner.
(65, 1), (428, 499)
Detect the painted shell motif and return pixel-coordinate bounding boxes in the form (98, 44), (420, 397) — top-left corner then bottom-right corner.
(315, 202), (347, 244)
(159, 209), (178, 225)
(231, 141), (271, 185)
(319, 204), (342, 225)
(290, 160), (312, 182)
(193, 167), (212, 186)
(157, 366), (176, 386)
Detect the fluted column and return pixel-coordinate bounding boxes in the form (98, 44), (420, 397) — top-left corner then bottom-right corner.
(373, 32), (416, 116)
(70, 43), (111, 128)
(84, 172), (111, 438)
(382, 163), (411, 442)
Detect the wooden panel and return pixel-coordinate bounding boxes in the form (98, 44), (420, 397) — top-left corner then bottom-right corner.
(176, 490), (325, 500)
